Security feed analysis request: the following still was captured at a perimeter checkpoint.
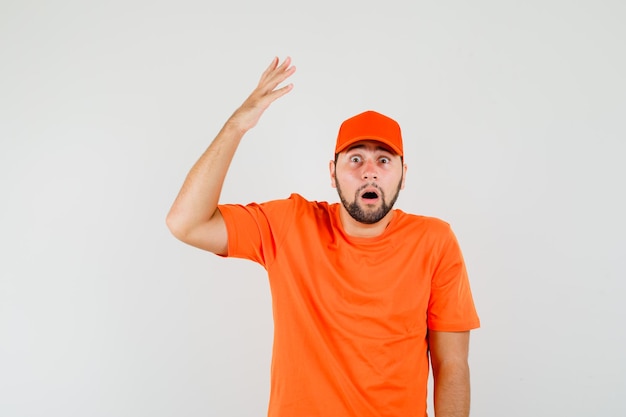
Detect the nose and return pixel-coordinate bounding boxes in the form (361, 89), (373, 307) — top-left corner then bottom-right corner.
(362, 159), (378, 181)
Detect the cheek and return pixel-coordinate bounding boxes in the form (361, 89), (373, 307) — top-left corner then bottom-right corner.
(383, 173), (403, 191)
(337, 173), (359, 189)
(334, 166), (365, 190)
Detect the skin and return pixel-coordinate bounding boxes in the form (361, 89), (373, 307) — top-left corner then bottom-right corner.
(430, 331), (472, 417)
(330, 141), (406, 237)
(166, 56), (295, 255)
(166, 57), (473, 417)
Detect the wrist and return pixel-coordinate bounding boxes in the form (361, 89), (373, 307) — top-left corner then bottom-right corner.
(222, 117), (249, 137)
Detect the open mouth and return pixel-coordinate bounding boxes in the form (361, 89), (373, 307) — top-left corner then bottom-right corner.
(361, 190), (380, 202)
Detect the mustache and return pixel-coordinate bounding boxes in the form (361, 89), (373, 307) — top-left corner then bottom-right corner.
(355, 183), (384, 198)
(357, 183), (382, 193)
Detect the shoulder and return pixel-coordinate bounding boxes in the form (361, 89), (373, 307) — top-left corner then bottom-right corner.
(220, 193), (331, 222)
(280, 193), (332, 215)
(390, 211), (460, 253)
(393, 210), (453, 234)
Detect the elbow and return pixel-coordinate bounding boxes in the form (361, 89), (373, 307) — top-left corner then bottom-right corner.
(165, 207), (226, 254)
(165, 211), (189, 241)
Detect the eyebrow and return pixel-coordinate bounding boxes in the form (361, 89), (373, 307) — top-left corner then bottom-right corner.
(345, 144), (394, 154)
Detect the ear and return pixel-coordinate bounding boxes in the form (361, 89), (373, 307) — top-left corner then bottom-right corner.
(400, 163), (408, 190)
(329, 160), (337, 188)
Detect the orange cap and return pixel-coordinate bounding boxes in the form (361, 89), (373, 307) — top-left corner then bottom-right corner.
(335, 110), (403, 156)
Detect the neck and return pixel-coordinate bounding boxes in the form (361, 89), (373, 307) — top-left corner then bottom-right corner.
(338, 206), (395, 238)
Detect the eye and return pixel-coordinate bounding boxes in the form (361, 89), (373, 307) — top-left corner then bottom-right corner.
(379, 157), (390, 164)
(350, 156), (362, 163)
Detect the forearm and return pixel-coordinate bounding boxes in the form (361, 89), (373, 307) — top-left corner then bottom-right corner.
(165, 57), (294, 249)
(432, 360), (471, 417)
(166, 120), (245, 237)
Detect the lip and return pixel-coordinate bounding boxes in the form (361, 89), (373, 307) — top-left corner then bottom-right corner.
(359, 186), (381, 203)
(361, 186), (380, 194)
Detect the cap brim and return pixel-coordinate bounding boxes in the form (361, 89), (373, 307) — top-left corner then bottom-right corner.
(335, 136), (403, 156)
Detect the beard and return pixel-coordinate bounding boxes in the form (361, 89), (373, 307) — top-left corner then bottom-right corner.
(336, 178), (403, 224)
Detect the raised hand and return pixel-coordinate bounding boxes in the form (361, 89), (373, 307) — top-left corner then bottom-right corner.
(227, 57), (296, 133)
(167, 56), (297, 254)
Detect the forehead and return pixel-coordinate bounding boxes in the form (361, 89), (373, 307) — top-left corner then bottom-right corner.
(343, 140), (396, 155)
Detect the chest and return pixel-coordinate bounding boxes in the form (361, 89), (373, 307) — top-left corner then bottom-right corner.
(269, 229), (437, 338)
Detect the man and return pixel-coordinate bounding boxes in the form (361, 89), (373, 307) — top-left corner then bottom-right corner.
(166, 57), (480, 417)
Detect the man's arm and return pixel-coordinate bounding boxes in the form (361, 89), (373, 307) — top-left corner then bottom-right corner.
(429, 330), (472, 417)
(166, 57), (296, 255)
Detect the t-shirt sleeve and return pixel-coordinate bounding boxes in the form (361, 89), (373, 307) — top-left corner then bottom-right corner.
(427, 225), (480, 331)
(217, 197), (296, 268)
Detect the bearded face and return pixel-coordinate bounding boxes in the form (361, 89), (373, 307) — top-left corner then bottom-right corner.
(335, 178), (403, 224)
(331, 140), (406, 226)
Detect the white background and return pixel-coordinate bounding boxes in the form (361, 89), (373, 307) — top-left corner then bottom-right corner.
(1, 0), (625, 416)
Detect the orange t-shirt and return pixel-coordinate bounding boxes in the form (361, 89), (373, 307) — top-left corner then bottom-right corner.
(218, 194), (480, 417)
